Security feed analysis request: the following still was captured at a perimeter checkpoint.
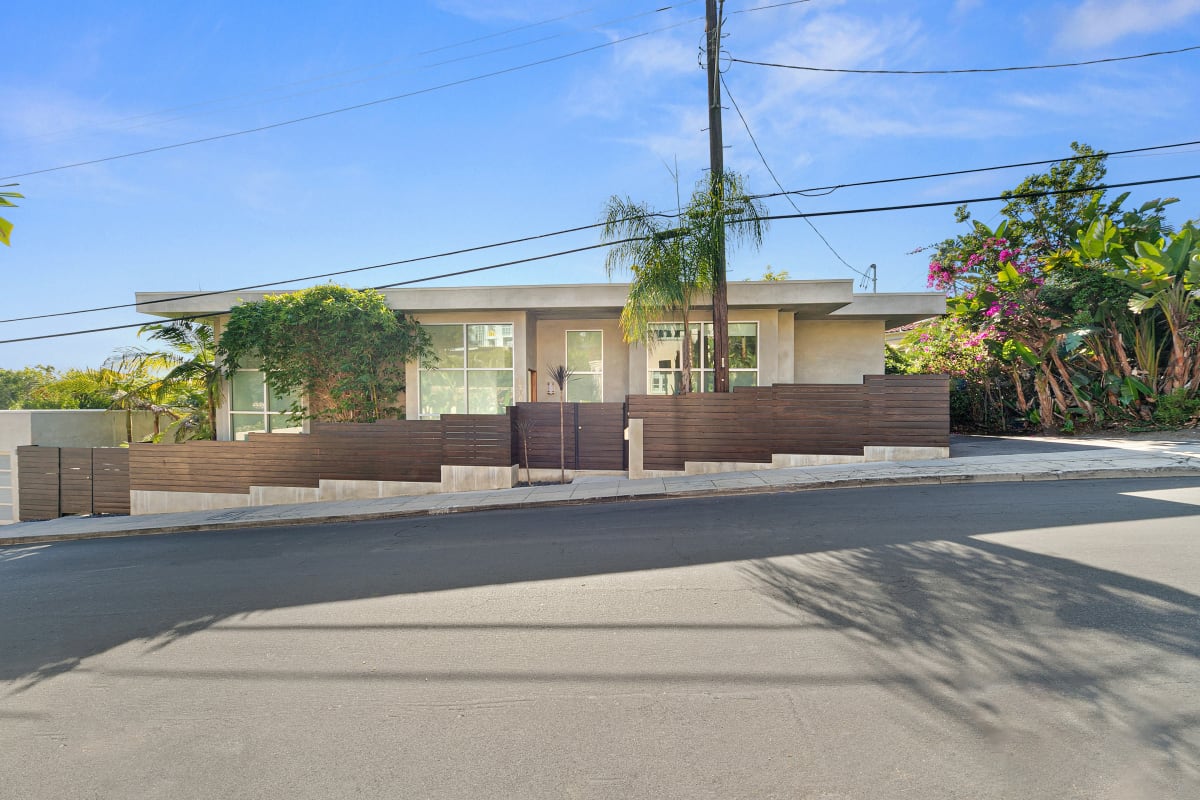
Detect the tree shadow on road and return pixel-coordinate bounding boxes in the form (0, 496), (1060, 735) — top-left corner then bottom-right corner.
(3, 475), (1199, 746)
(739, 533), (1200, 785)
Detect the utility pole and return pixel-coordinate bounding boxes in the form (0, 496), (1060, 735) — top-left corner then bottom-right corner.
(705, 0), (729, 392)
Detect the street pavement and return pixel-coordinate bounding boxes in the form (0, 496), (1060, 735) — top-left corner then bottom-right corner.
(2, 478), (1198, 798)
(3, 433), (1200, 546)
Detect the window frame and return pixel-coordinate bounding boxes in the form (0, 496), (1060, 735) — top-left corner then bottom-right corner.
(646, 321), (759, 394)
(418, 322), (516, 419)
(227, 369), (302, 440)
(564, 329), (604, 403)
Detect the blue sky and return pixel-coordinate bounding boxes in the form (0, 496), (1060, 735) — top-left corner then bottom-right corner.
(3, 0), (1200, 368)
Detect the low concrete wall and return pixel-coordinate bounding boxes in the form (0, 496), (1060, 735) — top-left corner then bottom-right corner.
(250, 486), (321, 506)
(318, 479), (441, 501)
(441, 464), (518, 492)
(131, 490), (250, 515)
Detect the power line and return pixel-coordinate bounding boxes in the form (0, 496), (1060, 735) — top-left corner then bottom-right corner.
(5, 137), (1198, 326)
(5, 172), (1199, 346)
(748, 138), (1200, 201)
(4, 139), (1198, 324)
(728, 0), (813, 14)
(720, 74), (869, 281)
(754, 173), (1200, 221)
(731, 43), (1200, 75)
(0, 215), (676, 324)
(15, 2), (702, 149)
(11, 4), (614, 145)
(0, 237), (644, 345)
(0, 15), (703, 182)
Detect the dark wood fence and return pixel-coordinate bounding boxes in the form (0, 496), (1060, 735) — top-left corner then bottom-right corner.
(16, 446), (131, 520)
(128, 414), (513, 495)
(627, 375), (948, 471)
(511, 403), (627, 471)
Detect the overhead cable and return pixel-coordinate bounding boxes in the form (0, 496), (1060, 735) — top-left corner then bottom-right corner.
(720, 74), (869, 280)
(730, 43), (1200, 75)
(4, 172), (1199, 346)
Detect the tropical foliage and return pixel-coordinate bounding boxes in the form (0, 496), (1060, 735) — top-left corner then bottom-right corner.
(898, 143), (1199, 432)
(601, 170), (766, 394)
(217, 284), (431, 423)
(108, 321), (221, 440)
(0, 184), (22, 247)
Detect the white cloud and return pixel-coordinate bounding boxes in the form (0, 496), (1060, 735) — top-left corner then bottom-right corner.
(433, 1), (587, 24)
(1054, 0), (1200, 48)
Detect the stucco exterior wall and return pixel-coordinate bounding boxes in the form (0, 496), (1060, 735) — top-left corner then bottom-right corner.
(793, 320), (886, 383)
(533, 318), (627, 402)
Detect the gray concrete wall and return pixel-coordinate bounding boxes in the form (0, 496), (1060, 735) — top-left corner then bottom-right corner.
(793, 320), (885, 383)
(1, 410), (154, 524)
(29, 410), (155, 447)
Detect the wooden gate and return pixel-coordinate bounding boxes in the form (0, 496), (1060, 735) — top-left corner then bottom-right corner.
(15, 446), (130, 520)
(511, 403), (627, 471)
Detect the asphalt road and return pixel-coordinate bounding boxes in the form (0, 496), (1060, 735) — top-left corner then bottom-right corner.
(3, 478), (1200, 799)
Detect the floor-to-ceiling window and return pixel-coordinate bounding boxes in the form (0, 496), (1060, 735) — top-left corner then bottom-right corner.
(565, 330), (603, 402)
(419, 323), (514, 418)
(647, 322), (757, 394)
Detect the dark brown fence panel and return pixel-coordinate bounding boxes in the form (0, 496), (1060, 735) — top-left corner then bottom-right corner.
(93, 448), (131, 515)
(16, 446), (60, 521)
(577, 403), (626, 470)
(311, 421), (445, 482)
(865, 375), (950, 447)
(129, 437), (320, 494)
(629, 376), (948, 471)
(511, 403), (627, 470)
(60, 448), (95, 515)
(442, 414), (512, 467)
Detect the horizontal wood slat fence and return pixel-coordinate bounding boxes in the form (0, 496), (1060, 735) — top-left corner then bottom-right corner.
(627, 375), (949, 471)
(127, 414), (513, 494)
(17, 377), (946, 515)
(16, 446), (130, 520)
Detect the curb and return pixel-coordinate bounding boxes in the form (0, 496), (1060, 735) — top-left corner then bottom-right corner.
(3, 463), (1200, 548)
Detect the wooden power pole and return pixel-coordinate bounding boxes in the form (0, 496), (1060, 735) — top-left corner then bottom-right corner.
(705, 0), (730, 392)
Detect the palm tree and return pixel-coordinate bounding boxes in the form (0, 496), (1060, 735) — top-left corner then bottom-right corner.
(603, 195), (707, 393)
(601, 170), (766, 394)
(108, 320), (220, 440)
(546, 363), (574, 484)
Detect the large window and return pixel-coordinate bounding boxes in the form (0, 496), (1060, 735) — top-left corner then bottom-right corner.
(566, 330), (603, 402)
(647, 322), (757, 394)
(228, 370), (302, 440)
(419, 323), (514, 418)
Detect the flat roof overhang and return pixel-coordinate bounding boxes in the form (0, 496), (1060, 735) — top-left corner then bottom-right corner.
(134, 281), (944, 325)
(136, 280), (859, 318)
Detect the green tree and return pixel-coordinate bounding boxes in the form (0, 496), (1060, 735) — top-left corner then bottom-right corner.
(0, 367), (45, 408)
(0, 184), (22, 247)
(601, 170), (766, 394)
(918, 143), (1184, 432)
(108, 320), (221, 440)
(21, 367), (121, 409)
(217, 284), (432, 423)
(602, 195), (707, 393)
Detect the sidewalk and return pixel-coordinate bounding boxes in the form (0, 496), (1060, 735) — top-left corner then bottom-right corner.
(4, 434), (1200, 547)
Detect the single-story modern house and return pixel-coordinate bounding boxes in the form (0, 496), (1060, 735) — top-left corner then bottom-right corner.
(136, 279), (945, 441)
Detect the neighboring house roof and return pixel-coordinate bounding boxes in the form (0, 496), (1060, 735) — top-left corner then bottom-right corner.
(136, 280), (946, 330)
(884, 316), (941, 345)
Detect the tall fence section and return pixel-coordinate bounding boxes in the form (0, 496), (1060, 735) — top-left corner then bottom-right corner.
(14, 376), (946, 518)
(15, 447), (131, 521)
(628, 375), (948, 472)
